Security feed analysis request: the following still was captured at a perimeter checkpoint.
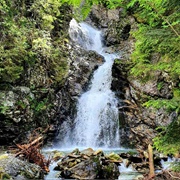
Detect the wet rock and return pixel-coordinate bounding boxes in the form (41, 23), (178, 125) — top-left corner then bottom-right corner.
(81, 148), (94, 156)
(111, 58), (176, 149)
(55, 148), (120, 179)
(132, 162), (149, 174)
(105, 152), (123, 163)
(51, 150), (65, 162)
(118, 150), (165, 174)
(0, 153), (44, 179)
(53, 44), (103, 144)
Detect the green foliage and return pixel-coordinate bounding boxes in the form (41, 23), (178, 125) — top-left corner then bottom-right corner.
(30, 97), (49, 115)
(30, 0), (62, 30)
(128, 0), (180, 83)
(0, 104), (9, 115)
(171, 162), (180, 172)
(64, 0), (127, 20)
(0, 0), (70, 84)
(16, 100), (27, 110)
(98, 0), (124, 9)
(153, 117), (180, 155)
(157, 82), (164, 91)
(143, 88), (180, 114)
(144, 98), (180, 113)
(124, 0), (180, 156)
(130, 26), (180, 81)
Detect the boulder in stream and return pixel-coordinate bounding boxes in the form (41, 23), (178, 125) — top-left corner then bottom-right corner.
(54, 148), (121, 179)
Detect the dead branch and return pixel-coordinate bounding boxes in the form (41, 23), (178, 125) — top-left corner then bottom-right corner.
(14, 132), (51, 173)
(166, 170), (180, 179)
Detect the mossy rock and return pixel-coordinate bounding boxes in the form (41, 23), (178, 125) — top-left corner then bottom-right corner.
(0, 172), (11, 179)
(0, 154), (9, 160)
(0, 154), (44, 179)
(106, 152), (122, 161)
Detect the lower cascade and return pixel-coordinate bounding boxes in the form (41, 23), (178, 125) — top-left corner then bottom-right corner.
(59, 19), (120, 148)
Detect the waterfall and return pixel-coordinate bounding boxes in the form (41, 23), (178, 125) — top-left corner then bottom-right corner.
(60, 19), (120, 148)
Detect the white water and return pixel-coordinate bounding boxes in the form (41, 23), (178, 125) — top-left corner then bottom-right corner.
(58, 19), (120, 149)
(161, 156), (174, 170)
(118, 160), (142, 180)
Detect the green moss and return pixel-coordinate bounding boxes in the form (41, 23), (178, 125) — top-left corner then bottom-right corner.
(157, 82), (164, 91)
(0, 172), (11, 180)
(106, 152), (121, 161)
(0, 154), (8, 160)
(126, 150), (138, 156)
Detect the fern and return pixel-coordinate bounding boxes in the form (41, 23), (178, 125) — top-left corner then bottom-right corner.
(143, 98), (180, 114)
(153, 117), (180, 155)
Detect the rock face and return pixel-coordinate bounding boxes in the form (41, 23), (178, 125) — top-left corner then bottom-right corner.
(86, 5), (136, 47)
(112, 58), (176, 149)
(0, 153), (44, 179)
(54, 148), (120, 179)
(0, 87), (36, 144)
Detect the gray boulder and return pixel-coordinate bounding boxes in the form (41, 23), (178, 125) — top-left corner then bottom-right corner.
(0, 153), (44, 180)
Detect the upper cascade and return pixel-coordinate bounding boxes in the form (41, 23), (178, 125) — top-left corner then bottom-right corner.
(69, 18), (103, 52)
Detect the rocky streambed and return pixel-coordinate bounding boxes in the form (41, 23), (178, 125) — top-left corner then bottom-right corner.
(0, 147), (178, 179)
(43, 147), (174, 180)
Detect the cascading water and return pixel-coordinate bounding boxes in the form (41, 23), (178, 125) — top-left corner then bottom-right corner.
(59, 19), (120, 148)
(45, 19), (139, 180)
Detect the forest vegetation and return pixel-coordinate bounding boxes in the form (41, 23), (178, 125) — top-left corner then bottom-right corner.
(0, 0), (179, 168)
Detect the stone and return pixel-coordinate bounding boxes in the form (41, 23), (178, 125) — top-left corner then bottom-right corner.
(55, 149), (120, 179)
(94, 149), (103, 155)
(0, 153), (44, 179)
(81, 148), (95, 156)
(106, 152), (122, 162)
(52, 151), (64, 161)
